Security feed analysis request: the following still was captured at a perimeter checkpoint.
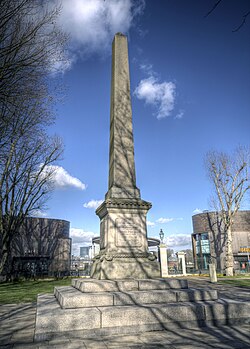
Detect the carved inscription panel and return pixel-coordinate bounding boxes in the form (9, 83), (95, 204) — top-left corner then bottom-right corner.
(115, 218), (142, 247)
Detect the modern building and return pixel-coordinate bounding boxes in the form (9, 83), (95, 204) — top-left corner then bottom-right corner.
(192, 210), (250, 273)
(8, 217), (71, 278)
(80, 246), (90, 258)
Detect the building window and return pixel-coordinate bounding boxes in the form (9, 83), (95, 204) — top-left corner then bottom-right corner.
(194, 233), (211, 270)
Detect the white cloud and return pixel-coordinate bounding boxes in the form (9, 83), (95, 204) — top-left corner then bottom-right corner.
(156, 217), (174, 224)
(193, 208), (202, 214)
(166, 234), (191, 248)
(83, 200), (103, 209)
(139, 63), (154, 75)
(175, 109), (184, 119)
(134, 76), (176, 119)
(70, 228), (96, 255)
(30, 209), (48, 218)
(42, 165), (86, 190)
(57, 0), (145, 59)
(147, 220), (155, 226)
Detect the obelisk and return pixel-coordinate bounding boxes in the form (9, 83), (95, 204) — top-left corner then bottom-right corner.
(90, 33), (160, 279)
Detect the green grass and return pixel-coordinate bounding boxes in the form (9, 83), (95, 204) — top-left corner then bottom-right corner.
(218, 278), (250, 288)
(0, 278), (72, 304)
(1, 276), (249, 305)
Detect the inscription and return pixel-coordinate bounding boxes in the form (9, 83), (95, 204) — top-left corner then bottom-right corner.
(115, 219), (141, 247)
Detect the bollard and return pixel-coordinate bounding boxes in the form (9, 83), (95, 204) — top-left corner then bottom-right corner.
(209, 263), (217, 283)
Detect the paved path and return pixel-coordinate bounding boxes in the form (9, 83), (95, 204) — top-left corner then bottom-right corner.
(0, 278), (249, 349)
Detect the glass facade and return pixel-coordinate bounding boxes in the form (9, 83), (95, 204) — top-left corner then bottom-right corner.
(194, 233), (211, 270)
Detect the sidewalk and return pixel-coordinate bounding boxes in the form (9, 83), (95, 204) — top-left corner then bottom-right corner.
(0, 279), (249, 349)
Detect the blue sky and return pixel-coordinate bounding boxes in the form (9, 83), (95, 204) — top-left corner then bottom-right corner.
(38, 0), (250, 255)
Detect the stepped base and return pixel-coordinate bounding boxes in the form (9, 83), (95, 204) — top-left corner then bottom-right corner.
(55, 286), (218, 308)
(34, 278), (250, 341)
(35, 294), (250, 341)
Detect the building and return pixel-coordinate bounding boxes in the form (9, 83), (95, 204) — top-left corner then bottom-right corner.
(192, 210), (250, 273)
(7, 217), (71, 278)
(80, 246), (90, 258)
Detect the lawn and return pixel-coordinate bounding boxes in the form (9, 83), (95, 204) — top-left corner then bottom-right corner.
(218, 278), (250, 288)
(0, 276), (249, 305)
(0, 278), (72, 304)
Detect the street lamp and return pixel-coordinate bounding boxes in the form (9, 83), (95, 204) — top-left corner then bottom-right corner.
(159, 229), (164, 244)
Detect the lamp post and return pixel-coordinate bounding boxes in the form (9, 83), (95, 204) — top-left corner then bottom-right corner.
(159, 229), (168, 277)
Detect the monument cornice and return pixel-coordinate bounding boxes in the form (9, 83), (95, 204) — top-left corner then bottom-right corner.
(96, 198), (152, 216)
(93, 251), (157, 262)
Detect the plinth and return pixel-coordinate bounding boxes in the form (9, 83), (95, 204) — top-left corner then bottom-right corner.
(91, 199), (160, 279)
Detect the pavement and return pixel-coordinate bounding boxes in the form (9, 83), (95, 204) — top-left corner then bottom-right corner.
(0, 277), (250, 349)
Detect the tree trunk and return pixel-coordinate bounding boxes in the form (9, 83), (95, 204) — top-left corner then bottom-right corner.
(225, 226), (234, 276)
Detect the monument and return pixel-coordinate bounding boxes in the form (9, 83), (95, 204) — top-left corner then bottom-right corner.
(90, 33), (160, 279)
(34, 34), (250, 341)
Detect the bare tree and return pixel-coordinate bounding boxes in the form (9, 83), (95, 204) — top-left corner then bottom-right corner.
(0, 0), (67, 276)
(205, 0), (250, 32)
(167, 249), (174, 259)
(0, 0), (68, 110)
(205, 146), (250, 276)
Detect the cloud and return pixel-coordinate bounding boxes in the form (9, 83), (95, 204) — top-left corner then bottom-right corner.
(175, 109), (184, 119)
(30, 209), (48, 218)
(70, 228), (96, 255)
(57, 0), (145, 59)
(139, 63), (154, 75)
(193, 208), (203, 214)
(166, 234), (191, 248)
(156, 217), (174, 224)
(147, 220), (155, 227)
(134, 76), (176, 119)
(42, 165), (86, 190)
(83, 200), (103, 209)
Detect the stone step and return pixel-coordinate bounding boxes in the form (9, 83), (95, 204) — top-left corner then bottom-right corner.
(55, 286), (218, 309)
(72, 278), (188, 293)
(35, 293), (250, 341)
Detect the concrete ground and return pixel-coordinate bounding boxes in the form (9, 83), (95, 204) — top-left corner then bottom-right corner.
(0, 277), (249, 349)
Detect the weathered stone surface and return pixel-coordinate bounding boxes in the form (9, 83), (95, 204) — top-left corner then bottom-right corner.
(138, 279), (188, 290)
(91, 257), (161, 280)
(113, 290), (177, 305)
(204, 298), (250, 321)
(35, 294), (100, 336)
(90, 33), (160, 280)
(106, 33), (140, 200)
(176, 289), (218, 302)
(55, 281), (218, 308)
(35, 288), (250, 340)
(73, 278), (189, 293)
(74, 279), (118, 292)
(55, 286), (114, 308)
(99, 303), (205, 328)
(73, 279), (140, 293)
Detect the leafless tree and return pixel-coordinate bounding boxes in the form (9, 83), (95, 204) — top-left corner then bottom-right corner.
(205, 0), (250, 32)
(205, 146), (250, 276)
(0, 0), (68, 276)
(0, 0), (68, 111)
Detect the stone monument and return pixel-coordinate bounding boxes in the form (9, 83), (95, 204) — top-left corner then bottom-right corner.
(90, 33), (160, 279)
(34, 34), (250, 341)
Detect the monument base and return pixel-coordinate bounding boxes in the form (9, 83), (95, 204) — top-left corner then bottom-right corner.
(91, 198), (160, 279)
(34, 278), (250, 341)
(90, 254), (160, 279)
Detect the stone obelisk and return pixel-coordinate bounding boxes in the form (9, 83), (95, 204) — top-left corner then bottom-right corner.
(90, 33), (160, 279)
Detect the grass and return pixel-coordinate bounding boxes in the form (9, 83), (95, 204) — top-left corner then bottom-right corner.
(0, 278), (72, 304)
(218, 278), (250, 288)
(0, 276), (249, 305)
